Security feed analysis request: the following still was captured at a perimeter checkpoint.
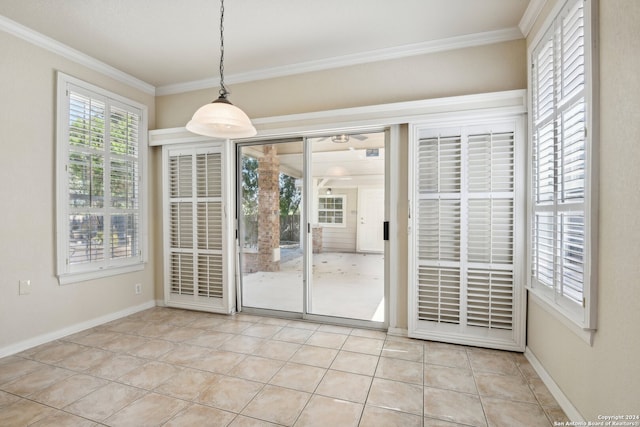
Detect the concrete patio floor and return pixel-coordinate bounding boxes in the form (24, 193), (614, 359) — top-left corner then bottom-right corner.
(241, 251), (384, 322)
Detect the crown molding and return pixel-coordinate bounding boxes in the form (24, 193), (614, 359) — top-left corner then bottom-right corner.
(156, 27), (524, 96)
(0, 15), (156, 95)
(1, 12), (525, 99)
(519, 0), (547, 37)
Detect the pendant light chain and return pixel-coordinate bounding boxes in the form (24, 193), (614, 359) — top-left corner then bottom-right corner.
(218, 0), (228, 98)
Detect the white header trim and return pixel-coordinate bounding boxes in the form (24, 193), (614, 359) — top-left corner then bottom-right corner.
(150, 90), (527, 146)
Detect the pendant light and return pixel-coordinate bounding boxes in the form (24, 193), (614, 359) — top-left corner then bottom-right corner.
(186, 0), (257, 138)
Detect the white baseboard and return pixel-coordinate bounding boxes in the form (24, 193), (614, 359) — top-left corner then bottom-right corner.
(524, 347), (584, 422)
(0, 300), (156, 358)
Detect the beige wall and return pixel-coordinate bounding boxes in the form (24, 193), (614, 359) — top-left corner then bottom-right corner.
(156, 40), (526, 129)
(526, 0), (640, 419)
(0, 31), (157, 351)
(154, 40), (527, 328)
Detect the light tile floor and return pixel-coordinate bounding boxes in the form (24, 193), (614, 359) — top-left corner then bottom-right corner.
(0, 307), (569, 427)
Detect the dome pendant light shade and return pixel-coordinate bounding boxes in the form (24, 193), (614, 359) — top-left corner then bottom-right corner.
(186, 95), (257, 138)
(185, 0), (256, 139)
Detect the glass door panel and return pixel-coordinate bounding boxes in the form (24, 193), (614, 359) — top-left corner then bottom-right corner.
(307, 132), (386, 321)
(238, 141), (304, 312)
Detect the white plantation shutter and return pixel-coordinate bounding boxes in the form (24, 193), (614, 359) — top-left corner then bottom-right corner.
(56, 73), (146, 284)
(164, 144), (231, 312)
(530, 0), (597, 330)
(415, 135), (462, 325)
(409, 122), (524, 351)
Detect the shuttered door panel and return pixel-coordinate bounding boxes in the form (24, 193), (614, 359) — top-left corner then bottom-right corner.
(170, 253), (194, 295)
(195, 152), (223, 300)
(467, 269), (513, 330)
(415, 135), (462, 332)
(417, 267), (460, 324)
(164, 144), (229, 312)
(410, 124), (523, 351)
(417, 199), (461, 262)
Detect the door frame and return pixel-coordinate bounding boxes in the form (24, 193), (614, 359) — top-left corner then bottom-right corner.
(235, 129), (390, 329)
(149, 89), (527, 335)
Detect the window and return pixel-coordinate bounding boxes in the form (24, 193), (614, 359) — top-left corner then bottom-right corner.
(317, 195), (346, 226)
(56, 73), (147, 284)
(529, 0), (598, 332)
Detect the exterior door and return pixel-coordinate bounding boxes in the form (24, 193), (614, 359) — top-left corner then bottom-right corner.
(357, 188), (385, 252)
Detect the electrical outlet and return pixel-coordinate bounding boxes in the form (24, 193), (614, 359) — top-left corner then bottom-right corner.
(19, 280), (31, 295)
(134, 283), (142, 295)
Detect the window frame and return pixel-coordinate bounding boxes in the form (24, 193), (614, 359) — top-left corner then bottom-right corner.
(527, 0), (599, 338)
(317, 194), (347, 228)
(56, 72), (148, 284)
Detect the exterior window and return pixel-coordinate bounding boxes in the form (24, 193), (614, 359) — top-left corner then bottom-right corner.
(318, 195), (345, 226)
(56, 73), (147, 284)
(529, 0), (597, 331)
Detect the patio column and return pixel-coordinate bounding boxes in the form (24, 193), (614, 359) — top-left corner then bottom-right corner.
(258, 145), (280, 272)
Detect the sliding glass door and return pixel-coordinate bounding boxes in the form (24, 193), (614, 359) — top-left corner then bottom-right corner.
(237, 132), (387, 327)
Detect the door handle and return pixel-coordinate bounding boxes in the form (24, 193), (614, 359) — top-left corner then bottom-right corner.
(383, 221), (389, 241)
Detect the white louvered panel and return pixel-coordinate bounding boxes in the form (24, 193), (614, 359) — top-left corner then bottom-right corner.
(68, 153), (104, 209)
(490, 200), (514, 264)
(169, 155), (193, 198)
(110, 159), (138, 209)
(559, 0), (585, 102)
(197, 202), (223, 250)
(110, 106), (139, 157)
(417, 136), (461, 194)
(417, 199), (460, 262)
(197, 254), (223, 299)
(468, 199), (514, 264)
(417, 138), (438, 193)
(68, 92), (105, 151)
(559, 100), (585, 201)
(110, 212), (139, 259)
(467, 269), (513, 330)
(170, 202), (193, 249)
(559, 213), (584, 304)
(438, 136), (462, 193)
(68, 214), (105, 264)
(533, 212), (555, 288)
(417, 267), (460, 324)
(197, 153), (222, 198)
(533, 122), (555, 204)
(533, 37), (554, 125)
(468, 132), (514, 193)
(170, 252), (194, 295)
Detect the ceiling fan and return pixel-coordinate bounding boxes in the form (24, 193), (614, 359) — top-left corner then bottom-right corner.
(317, 133), (369, 143)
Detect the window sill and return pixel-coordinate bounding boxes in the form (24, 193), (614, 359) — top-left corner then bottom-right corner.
(58, 263), (145, 285)
(527, 289), (596, 346)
